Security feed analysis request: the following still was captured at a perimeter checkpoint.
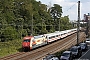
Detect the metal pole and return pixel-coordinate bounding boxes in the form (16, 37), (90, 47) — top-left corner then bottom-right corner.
(59, 18), (60, 31)
(31, 14), (33, 36)
(77, 1), (80, 44)
(88, 13), (90, 37)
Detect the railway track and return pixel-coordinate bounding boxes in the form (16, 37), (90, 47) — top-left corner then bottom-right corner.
(0, 32), (86, 60)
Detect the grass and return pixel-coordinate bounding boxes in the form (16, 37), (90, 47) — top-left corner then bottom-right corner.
(54, 49), (66, 57)
(0, 39), (22, 58)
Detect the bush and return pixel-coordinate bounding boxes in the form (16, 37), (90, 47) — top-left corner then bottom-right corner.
(0, 39), (22, 57)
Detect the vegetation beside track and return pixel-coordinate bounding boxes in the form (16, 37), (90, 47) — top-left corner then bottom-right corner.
(0, 39), (22, 58)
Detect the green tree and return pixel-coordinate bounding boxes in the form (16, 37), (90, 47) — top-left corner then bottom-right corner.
(50, 4), (62, 19)
(60, 16), (72, 30)
(50, 4), (62, 31)
(0, 0), (73, 42)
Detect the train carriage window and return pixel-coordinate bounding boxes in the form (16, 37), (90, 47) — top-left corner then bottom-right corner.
(64, 33), (66, 34)
(46, 36), (47, 38)
(52, 36), (55, 38)
(61, 34), (64, 35)
(50, 37), (52, 39)
(49, 37), (51, 39)
(51, 36), (53, 39)
(56, 35), (58, 37)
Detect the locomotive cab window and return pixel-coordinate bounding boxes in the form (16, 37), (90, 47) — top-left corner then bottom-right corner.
(23, 39), (30, 42)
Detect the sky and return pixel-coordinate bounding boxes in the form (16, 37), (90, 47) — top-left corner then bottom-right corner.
(36, 0), (90, 21)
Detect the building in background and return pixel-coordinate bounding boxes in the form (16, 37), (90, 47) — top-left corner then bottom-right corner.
(84, 13), (90, 37)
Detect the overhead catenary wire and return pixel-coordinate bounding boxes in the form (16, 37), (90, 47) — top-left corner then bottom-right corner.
(63, 2), (77, 13)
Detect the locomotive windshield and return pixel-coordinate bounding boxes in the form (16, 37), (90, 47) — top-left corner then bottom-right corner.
(23, 39), (30, 42)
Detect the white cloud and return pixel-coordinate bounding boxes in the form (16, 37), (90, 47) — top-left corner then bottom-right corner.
(52, 0), (64, 3)
(58, 1), (78, 20)
(36, 0), (90, 20)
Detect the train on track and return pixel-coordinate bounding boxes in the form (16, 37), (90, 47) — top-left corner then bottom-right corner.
(22, 28), (81, 51)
